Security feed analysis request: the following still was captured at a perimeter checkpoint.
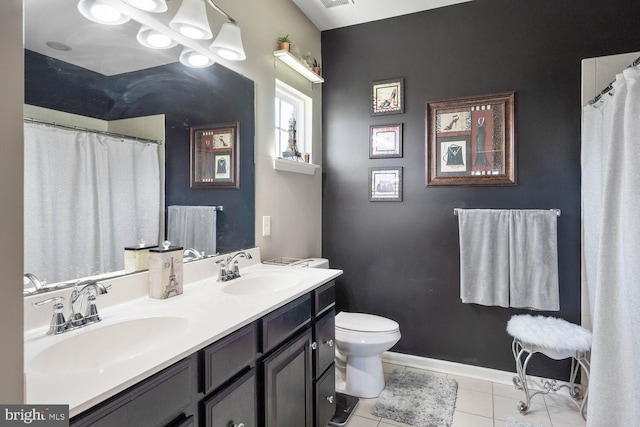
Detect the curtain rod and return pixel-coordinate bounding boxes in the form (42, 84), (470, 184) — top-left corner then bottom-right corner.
(588, 56), (640, 105)
(453, 208), (561, 216)
(24, 118), (163, 145)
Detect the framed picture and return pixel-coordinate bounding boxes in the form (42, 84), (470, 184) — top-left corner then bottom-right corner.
(369, 124), (403, 158)
(369, 166), (403, 202)
(371, 78), (404, 116)
(190, 122), (240, 189)
(426, 91), (516, 187)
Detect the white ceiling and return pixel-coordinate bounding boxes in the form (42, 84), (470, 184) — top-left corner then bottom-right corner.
(291, 0), (473, 31)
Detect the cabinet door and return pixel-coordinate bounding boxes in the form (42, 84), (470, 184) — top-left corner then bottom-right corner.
(315, 364), (336, 427)
(202, 369), (256, 427)
(263, 329), (313, 427)
(314, 308), (335, 379)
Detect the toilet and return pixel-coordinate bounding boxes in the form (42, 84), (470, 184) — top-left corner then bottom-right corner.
(334, 312), (401, 398)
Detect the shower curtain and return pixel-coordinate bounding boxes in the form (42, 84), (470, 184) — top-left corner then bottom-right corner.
(582, 66), (640, 425)
(24, 123), (160, 284)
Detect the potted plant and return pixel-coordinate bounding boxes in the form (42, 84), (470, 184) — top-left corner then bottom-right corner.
(312, 58), (321, 75)
(277, 35), (291, 51)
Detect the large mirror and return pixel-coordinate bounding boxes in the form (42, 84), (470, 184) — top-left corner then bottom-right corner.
(23, 0), (255, 292)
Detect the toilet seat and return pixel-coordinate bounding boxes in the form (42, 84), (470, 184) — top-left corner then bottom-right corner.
(335, 312), (399, 334)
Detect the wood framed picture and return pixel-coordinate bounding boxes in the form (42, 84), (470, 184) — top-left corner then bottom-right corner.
(369, 123), (403, 158)
(426, 91), (516, 187)
(371, 78), (404, 116)
(369, 166), (403, 202)
(190, 122), (240, 189)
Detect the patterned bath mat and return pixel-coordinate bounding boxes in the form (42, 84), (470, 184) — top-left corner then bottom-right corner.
(372, 369), (458, 427)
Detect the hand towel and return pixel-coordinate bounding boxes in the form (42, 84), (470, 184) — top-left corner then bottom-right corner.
(458, 209), (510, 307)
(167, 205), (217, 256)
(508, 210), (560, 311)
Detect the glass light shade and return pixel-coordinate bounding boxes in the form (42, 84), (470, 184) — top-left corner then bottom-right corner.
(169, 0), (213, 40)
(125, 0), (168, 12)
(77, 0), (130, 25)
(179, 48), (215, 68)
(137, 26), (178, 49)
(209, 22), (246, 61)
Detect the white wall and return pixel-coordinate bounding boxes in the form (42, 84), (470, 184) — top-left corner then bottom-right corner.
(0, 0), (25, 403)
(211, 0), (324, 261)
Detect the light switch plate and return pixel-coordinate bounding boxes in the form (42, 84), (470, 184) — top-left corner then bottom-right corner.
(262, 216), (271, 237)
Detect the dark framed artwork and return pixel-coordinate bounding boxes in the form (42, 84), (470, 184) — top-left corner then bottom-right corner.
(371, 78), (404, 116)
(369, 123), (403, 158)
(369, 166), (403, 202)
(190, 122), (240, 189)
(426, 91), (516, 187)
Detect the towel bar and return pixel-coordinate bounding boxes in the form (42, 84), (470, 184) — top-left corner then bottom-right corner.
(453, 208), (560, 216)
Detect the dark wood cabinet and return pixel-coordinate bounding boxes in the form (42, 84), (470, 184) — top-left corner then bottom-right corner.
(70, 280), (336, 427)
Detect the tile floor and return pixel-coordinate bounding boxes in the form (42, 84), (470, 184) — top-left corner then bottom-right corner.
(335, 363), (586, 427)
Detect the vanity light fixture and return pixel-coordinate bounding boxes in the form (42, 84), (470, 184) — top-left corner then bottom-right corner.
(169, 0), (213, 40)
(124, 0), (168, 13)
(179, 47), (215, 68)
(137, 25), (178, 49)
(209, 22), (246, 61)
(77, 0), (131, 25)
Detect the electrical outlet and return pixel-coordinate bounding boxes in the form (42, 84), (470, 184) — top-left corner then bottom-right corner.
(262, 216), (271, 237)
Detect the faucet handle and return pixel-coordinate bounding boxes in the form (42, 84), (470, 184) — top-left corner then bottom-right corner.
(215, 259), (228, 281)
(33, 296), (67, 335)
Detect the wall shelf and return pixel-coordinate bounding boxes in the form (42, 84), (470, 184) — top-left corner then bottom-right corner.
(273, 158), (320, 175)
(273, 50), (324, 84)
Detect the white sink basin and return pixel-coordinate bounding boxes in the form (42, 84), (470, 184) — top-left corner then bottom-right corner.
(29, 316), (190, 375)
(222, 270), (304, 295)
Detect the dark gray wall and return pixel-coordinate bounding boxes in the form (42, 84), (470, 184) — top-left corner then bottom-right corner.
(25, 50), (255, 253)
(321, 0), (640, 378)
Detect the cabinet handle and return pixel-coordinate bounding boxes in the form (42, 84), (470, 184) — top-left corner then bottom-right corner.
(233, 423), (245, 427)
(324, 339), (334, 347)
(310, 341), (318, 350)
(326, 395), (334, 404)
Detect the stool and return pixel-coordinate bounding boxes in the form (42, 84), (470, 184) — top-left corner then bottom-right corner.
(506, 314), (592, 421)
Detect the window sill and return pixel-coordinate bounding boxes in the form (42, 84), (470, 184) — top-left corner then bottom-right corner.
(272, 158), (320, 175)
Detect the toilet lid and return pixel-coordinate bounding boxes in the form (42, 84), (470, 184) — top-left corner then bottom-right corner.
(335, 312), (399, 333)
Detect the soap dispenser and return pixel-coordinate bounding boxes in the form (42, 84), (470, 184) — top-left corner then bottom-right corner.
(148, 240), (183, 299)
(124, 239), (156, 273)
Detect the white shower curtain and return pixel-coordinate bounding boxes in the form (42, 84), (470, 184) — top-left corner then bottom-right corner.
(582, 66), (640, 425)
(24, 123), (160, 284)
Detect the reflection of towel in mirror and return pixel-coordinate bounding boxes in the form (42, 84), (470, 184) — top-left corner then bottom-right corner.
(167, 206), (217, 256)
(458, 209), (510, 308)
(509, 210), (559, 311)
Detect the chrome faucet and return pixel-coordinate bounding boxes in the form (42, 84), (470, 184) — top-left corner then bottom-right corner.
(33, 280), (111, 335)
(23, 272), (45, 295)
(217, 251), (253, 282)
(183, 248), (204, 261)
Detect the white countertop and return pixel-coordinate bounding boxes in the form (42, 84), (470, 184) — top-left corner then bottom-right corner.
(24, 256), (342, 417)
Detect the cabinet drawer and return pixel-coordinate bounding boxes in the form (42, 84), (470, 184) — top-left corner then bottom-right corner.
(315, 363), (336, 427)
(202, 322), (257, 395)
(314, 281), (335, 316)
(262, 294), (311, 353)
(70, 355), (195, 427)
(314, 308), (335, 378)
(202, 369), (256, 427)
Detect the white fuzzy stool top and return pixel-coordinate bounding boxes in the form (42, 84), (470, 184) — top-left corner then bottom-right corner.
(507, 314), (592, 353)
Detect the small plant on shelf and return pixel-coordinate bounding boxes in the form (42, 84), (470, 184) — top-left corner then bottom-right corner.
(312, 58), (321, 75)
(277, 35), (291, 51)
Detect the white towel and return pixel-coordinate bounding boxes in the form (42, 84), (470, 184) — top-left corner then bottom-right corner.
(509, 210), (560, 311)
(458, 209), (510, 307)
(167, 205), (217, 256)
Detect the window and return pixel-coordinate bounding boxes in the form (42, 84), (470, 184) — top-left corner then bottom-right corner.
(275, 79), (312, 161)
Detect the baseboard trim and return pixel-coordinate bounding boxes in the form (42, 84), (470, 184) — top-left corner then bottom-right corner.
(381, 351), (516, 385)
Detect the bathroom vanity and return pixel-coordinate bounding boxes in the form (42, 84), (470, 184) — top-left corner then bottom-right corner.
(23, 251), (341, 427)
